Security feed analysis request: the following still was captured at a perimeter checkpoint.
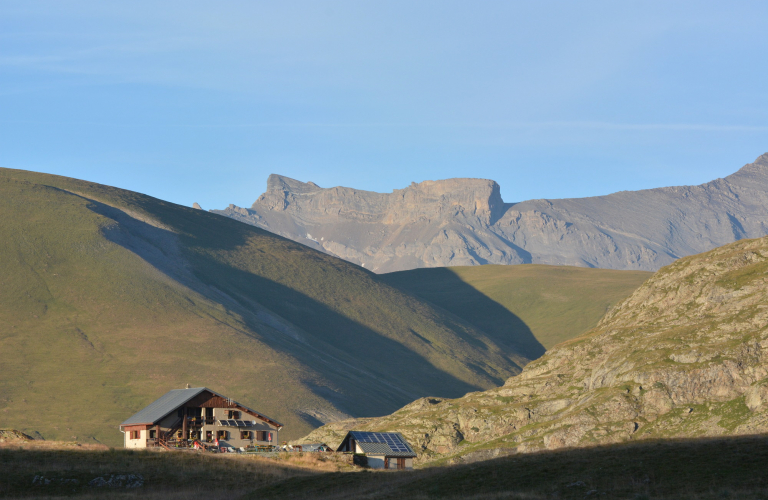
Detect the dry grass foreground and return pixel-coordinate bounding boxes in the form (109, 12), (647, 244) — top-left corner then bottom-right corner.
(0, 438), (352, 499)
(2, 435), (768, 499)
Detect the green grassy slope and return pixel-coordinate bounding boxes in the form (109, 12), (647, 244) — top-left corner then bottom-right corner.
(381, 264), (651, 358)
(0, 169), (527, 446)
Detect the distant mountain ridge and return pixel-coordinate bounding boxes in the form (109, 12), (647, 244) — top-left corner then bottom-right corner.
(214, 153), (768, 273)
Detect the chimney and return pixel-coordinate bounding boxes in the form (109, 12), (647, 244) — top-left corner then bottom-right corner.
(185, 384), (191, 389)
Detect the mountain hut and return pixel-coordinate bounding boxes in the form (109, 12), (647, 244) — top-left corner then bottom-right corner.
(119, 387), (282, 450)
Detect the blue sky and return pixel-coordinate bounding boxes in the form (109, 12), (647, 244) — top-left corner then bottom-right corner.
(1, 1), (767, 209)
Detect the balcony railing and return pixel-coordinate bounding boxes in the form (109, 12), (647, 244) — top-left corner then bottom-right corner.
(185, 417), (216, 425)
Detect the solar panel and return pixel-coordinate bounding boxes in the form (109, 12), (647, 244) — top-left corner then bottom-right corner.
(351, 432), (411, 452)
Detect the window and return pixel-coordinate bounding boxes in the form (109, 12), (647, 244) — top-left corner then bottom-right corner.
(206, 430), (213, 442)
(241, 431), (251, 439)
(217, 430), (228, 440)
(148, 430), (156, 439)
(228, 410), (241, 419)
(130, 430), (140, 440)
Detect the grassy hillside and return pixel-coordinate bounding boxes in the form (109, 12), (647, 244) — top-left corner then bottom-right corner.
(381, 264), (651, 358)
(0, 168), (527, 446)
(302, 236), (768, 465)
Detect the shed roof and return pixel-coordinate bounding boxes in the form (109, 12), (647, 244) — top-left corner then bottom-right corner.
(339, 431), (417, 457)
(119, 387), (283, 428)
(358, 442), (393, 455)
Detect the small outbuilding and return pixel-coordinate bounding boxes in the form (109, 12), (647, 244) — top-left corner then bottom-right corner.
(336, 431), (417, 470)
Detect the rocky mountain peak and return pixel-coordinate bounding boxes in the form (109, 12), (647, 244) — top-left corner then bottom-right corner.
(383, 178), (504, 225)
(727, 152), (768, 181)
(266, 174), (322, 194)
(391, 178), (504, 220)
(252, 175), (505, 225)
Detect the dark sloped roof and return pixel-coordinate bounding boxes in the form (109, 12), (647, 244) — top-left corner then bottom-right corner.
(120, 387), (283, 428)
(358, 442), (392, 455)
(121, 387), (206, 426)
(339, 431), (417, 457)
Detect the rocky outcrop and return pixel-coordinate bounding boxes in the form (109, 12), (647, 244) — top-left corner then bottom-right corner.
(0, 429), (33, 442)
(214, 154), (768, 273)
(296, 236), (768, 463)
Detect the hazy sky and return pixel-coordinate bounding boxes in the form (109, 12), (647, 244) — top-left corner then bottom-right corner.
(1, 1), (767, 209)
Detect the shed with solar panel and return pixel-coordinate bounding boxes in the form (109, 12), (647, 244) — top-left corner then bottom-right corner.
(119, 386), (282, 451)
(336, 431), (417, 470)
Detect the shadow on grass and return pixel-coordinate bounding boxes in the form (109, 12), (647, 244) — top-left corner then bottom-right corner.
(2, 431), (767, 499)
(0, 446), (319, 498)
(248, 434), (768, 500)
(381, 267), (546, 360)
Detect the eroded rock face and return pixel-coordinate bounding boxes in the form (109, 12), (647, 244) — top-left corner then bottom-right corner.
(214, 154), (768, 273)
(296, 236), (768, 463)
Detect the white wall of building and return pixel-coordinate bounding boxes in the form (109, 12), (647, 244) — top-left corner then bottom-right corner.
(367, 455), (386, 469)
(124, 429), (147, 449)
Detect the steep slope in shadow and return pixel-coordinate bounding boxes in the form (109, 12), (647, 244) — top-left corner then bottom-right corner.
(92, 187), (526, 405)
(381, 267), (545, 360)
(381, 264), (651, 357)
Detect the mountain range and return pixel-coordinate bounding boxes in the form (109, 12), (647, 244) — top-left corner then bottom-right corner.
(214, 153), (768, 273)
(0, 168), (645, 445)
